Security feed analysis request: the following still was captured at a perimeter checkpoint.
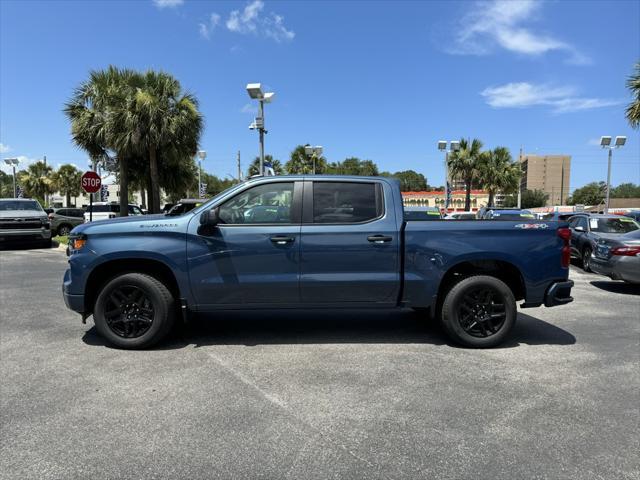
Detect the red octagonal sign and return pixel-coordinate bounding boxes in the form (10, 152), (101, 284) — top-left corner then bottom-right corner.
(81, 171), (102, 194)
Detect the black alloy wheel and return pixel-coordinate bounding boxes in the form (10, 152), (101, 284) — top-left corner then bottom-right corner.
(58, 224), (71, 236)
(103, 285), (155, 338)
(456, 286), (506, 338)
(583, 247), (592, 272)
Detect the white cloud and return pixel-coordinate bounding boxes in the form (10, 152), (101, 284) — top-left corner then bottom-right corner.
(0, 155), (38, 174)
(0, 143), (10, 153)
(152, 0), (184, 8)
(450, 0), (590, 64)
(480, 82), (621, 114)
(226, 1), (294, 42)
(199, 13), (221, 39)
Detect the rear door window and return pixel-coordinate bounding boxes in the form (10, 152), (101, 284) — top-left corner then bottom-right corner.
(312, 182), (383, 224)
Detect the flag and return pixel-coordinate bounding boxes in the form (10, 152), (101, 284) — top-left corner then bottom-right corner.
(199, 183), (207, 197)
(264, 160), (275, 176)
(16, 185), (24, 198)
(100, 184), (109, 202)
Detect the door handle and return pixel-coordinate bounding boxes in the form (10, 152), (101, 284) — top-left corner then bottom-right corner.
(367, 235), (392, 244)
(270, 236), (295, 245)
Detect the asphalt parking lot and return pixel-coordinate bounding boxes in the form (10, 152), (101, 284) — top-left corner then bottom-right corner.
(0, 246), (638, 480)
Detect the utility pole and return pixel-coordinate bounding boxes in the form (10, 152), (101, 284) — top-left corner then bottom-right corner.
(237, 150), (242, 182)
(517, 146), (523, 209)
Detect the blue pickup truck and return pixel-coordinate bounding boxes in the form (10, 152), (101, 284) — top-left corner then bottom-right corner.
(63, 175), (573, 349)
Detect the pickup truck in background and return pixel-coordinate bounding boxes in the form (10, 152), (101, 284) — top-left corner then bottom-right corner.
(62, 176), (574, 349)
(83, 202), (145, 223)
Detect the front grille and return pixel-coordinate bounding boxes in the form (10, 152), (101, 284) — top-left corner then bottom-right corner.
(0, 219), (42, 230)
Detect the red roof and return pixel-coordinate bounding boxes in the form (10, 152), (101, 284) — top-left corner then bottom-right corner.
(401, 190), (488, 196)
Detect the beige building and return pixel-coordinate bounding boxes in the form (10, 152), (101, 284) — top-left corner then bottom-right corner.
(520, 154), (571, 206)
(402, 189), (489, 212)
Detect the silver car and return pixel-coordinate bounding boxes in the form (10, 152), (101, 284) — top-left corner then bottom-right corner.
(590, 229), (640, 284)
(0, 199), (52, 247)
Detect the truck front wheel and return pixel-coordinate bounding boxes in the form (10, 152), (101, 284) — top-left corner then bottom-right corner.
(93, 273), (175, 349)
(440, 275), (516, 348)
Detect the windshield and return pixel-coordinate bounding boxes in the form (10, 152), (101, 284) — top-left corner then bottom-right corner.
(591, 217), (639, 234)
(0, 200), (43, 212)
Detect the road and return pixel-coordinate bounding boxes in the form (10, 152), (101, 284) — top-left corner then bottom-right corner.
(0, 246), (638, 479)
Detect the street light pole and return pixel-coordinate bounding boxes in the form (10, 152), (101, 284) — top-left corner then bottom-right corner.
(258, 100), (265, 176)
(4, 158), (20, 198)
(600, 136), (626, 214)
(437, 141), (459, 212)
(605, 147), (612, 214)
(246, 83), (275, 177)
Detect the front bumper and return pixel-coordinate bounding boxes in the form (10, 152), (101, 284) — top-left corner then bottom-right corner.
(62, 268), (85, 313)
(544, 280), (574, 307)
(0, 228), (51, 242)
(591, 255), (640, 284)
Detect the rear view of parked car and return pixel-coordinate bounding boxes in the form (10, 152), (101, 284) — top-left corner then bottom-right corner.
(0, 198), (52, 248)
(84, 203), (145, 222)
(590, 229), (640, 283)
(49, 208), (84, 235)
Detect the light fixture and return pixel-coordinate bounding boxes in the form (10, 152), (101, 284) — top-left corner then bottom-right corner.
(614, 136), (626, 147)
(600, 136), (612, 147)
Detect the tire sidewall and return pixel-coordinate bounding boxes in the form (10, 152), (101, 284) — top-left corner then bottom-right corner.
(583, 247), (592, 272)
(94, 273), (172, 349)
(441, 275), (516, 348)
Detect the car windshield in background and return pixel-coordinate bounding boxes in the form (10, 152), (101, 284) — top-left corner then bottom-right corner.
(591, 217), (639, 234)
(0, 200), (43, 211)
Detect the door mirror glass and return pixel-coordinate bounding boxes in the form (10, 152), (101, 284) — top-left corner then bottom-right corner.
(200, 207), (220, 226)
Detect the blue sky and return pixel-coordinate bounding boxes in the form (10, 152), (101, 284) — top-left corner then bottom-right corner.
(1, 0), (638, 192)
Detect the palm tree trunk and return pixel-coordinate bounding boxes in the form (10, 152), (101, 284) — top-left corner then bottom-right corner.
(66, 192), (71, 208)
(140, 186), (146, 209)
(465, 178), (472, 211)
(146, 175), (152, 211)
(488, 191), (494, 207)
(119, 156), (129, 217)
(149, 146), (160, 213)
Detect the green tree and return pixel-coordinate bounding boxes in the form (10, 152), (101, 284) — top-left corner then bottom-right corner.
(201, 172), (237, 197)
(248, 155), (285, 176)
(327, 157), (379, 176)
(52, 164), (82, 207)
(0, 170), (14, 198)
(626, 62), (640, 129)
(520, 189), (549, 209)
(610, 182), (640, 198)
(17, 161), (55, 206)
(285, 145), (328, 174)
(567, 182), (607, 206)
(447, 137), (483, 211)
(477, 147), (521, 207)
(381, 170), (427, 191)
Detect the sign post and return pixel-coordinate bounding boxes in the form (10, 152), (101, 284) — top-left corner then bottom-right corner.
(81, 171), (101, 222)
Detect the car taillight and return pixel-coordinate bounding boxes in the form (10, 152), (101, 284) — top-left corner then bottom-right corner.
(48, 213), (54, 220)
(610, 246), (640, 256)
(558, 227), (571, 267)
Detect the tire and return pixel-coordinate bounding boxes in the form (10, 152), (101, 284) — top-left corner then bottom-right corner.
(440, 275), (516, 348)
(41, 238), (52, 249)
(57, 224), (72, 236)
(93, 273), (175, 349)
(582, 247), (592, 272)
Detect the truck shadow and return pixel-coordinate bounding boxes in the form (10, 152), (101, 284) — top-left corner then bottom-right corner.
(83, 310), (576, 350)
(589, 281), (640, 296)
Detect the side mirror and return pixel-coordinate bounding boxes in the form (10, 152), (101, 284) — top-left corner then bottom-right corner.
(574, 226), (585, 232)
(200, 207), (220, 226)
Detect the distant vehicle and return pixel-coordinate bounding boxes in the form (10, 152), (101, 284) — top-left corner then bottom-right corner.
(49, 208), (85, 236)
(403, 206), (443, 220)
(567, 213), (640, 272)
(166, 199), (207, 216)
(542, 212), (575, 222)
(0, 198), (52, 248)
(624, 210), (640, 222)
(84, 203), (145, 223)
(590, 229), (640, 284)
(445, 211), (476, 220)
(479, 208), (534, 220)
(161, 203), (175, 213)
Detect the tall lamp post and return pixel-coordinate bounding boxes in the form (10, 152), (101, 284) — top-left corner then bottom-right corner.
(304, 145), (323, 174)
(197, 150), (206, 197)
(3, 158), (20, 198)
(246, 83), (275, 176)
(600, 136), (626, 213)
(437, 140), (460, 211)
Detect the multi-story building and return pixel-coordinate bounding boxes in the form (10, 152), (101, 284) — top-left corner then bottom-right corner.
(519, 154), (571, 206)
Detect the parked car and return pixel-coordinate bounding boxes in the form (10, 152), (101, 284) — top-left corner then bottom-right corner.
(0, 198), (52, 248)
(590, 229), (640, 284)
(445, 211), (476, 220)
(403, 206), (443, 220)
(165, 199), (207, 216)
(161, 203), (175, 213)
(542, 212), (576, 222)
(567, 213), (640, 271)
(624, 210), (640, 222)
(84, 203), (145, 223)
(63, 175), (573, 350)
(479, 208), (534, 220)
(49, 207), (85, 236)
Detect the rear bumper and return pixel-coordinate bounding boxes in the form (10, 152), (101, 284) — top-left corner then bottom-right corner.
(591, 255), (640, 284)
(544, 280), (574, 307)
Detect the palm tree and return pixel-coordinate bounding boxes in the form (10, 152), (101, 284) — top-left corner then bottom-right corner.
(477, 147), (521, 207)
(285, 145), (327, 174)
(626, 62), (640, 129)
(447, 138), (483, 211)
(64, 66), (138, 216)
(18, 161), (55, 206)
(119, 71), (203, 213)
(248, 155), (284, 176)
(53, 164), (82, 207)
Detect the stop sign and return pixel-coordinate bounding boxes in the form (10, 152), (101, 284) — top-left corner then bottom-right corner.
(81, 171), (102, 194)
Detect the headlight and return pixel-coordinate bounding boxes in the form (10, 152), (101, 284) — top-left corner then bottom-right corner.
(69, 234), (87, 251)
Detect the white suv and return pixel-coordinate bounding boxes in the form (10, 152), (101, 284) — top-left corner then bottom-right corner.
(84, 203), (145, 223)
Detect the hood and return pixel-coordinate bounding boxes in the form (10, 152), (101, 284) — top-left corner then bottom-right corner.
(0, 210), (47, 219)
(71, 213), (189, 235)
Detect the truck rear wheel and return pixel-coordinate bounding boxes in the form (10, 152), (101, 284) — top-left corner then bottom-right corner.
(440, 275), (516, 348)
(93, 273), (175, 349)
